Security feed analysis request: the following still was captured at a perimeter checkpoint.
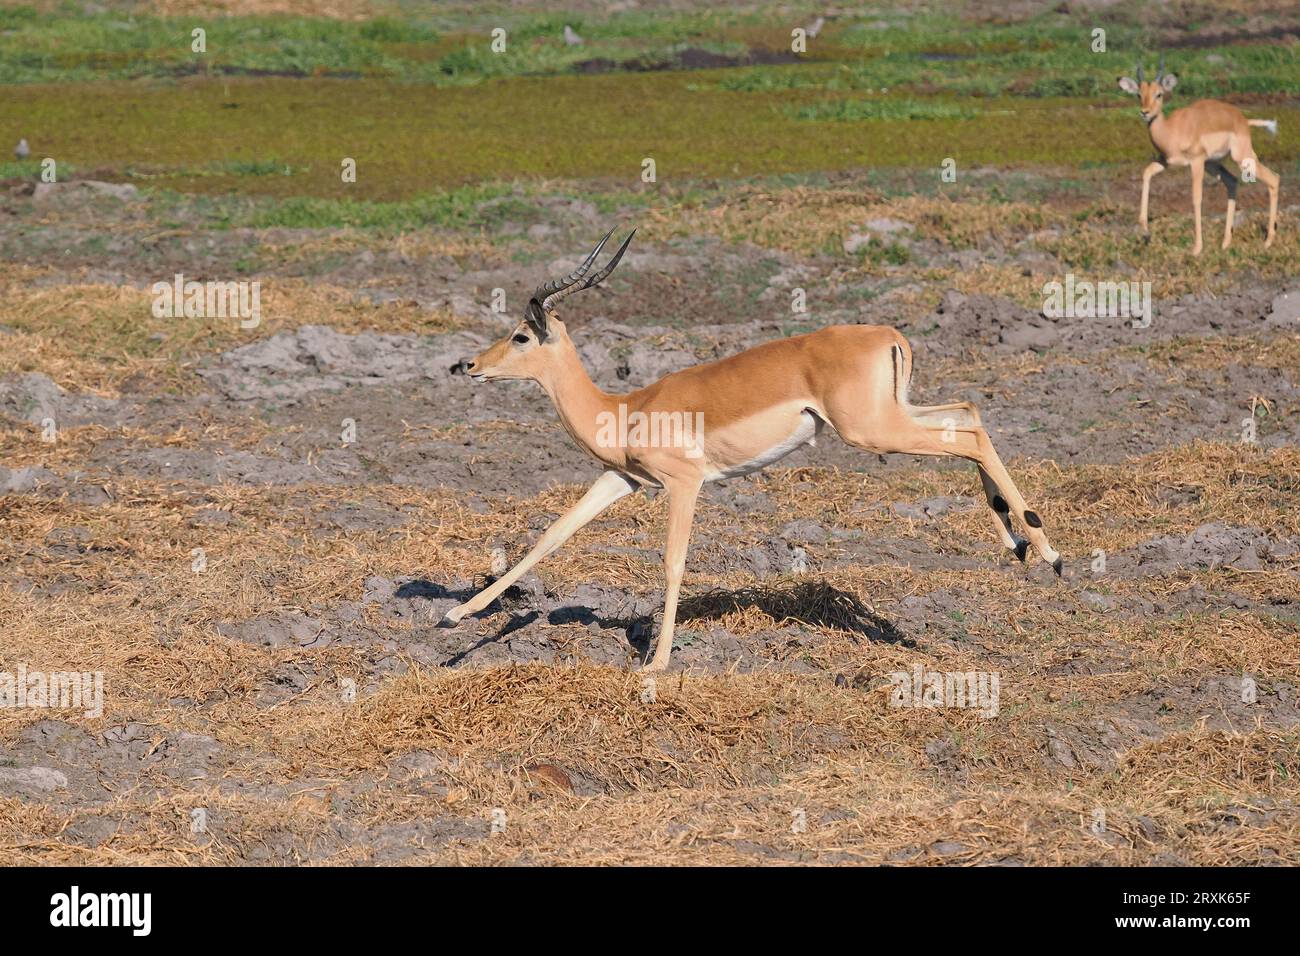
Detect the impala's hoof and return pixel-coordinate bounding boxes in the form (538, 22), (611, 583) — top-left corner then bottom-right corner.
(1014, 540), (1029, 563)
(1051, 557), (1063, 578)
(436, 613), (460, 629)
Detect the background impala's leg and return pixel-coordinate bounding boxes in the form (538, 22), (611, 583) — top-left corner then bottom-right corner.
(1253, 160), (1280, 247)
(438, 470), (637, 627)
(1190, 157), (1205, 255)
(1207, 160), (1237, 249)
(1139, 160), (1165, 235)
(644, 480), (701, 672)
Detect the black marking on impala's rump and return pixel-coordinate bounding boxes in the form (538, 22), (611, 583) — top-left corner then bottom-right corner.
(891, 345), (900, 401)
(1024, 510), (1043, 528)
(992, 495), (1009, 514)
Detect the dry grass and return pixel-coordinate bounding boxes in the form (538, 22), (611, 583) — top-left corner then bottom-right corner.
(643, 182), (1298, 315)
(1, 429), (1296, 863)
(648, 188), (1058, 258)
(253, 230), (499, 271)
(1138, 333), (1300, 372)
(0, 268), (459, 394)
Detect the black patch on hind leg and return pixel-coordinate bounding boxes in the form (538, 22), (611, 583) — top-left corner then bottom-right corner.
(1014, 540), (1028, 563)
(1024, 510), (1043, 528)
(992, 495), (1009, 514)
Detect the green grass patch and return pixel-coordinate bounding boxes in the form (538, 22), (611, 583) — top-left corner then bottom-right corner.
(2, 7), (1298, 197)
(793, 98), (975, 121)
(0, 7), (789, 85)
(241, 183), (521, 230)
(852, 237), (912, 265)
(6, 73), (1296, 199)
(0, 6), (1295, 99)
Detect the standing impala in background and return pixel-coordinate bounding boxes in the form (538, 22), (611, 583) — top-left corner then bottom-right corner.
(1119, 54), (1279, 255)
(438, 232), (1062, 671)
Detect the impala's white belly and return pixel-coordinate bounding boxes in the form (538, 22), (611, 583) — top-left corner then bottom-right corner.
(706, 409), (822, 481)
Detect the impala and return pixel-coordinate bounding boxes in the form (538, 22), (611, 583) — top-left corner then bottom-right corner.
(438, 232), (1062, 671)
(1119, 54), (1279, 254)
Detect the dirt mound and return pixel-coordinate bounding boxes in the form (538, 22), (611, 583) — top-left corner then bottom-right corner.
(199, 325), (487, 403)
(1118, 522), (1297, 575)
(908, 285), (1287, 359)
(0, 371), (116, 425)
(575, 322), (709, 388)
(917, 290), (1067, 353)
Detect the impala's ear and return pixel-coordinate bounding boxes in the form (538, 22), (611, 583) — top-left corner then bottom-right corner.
(1118, 76), (1139, 95)
(1159, 72), (1177, 92)
(524, 297), (549, 342)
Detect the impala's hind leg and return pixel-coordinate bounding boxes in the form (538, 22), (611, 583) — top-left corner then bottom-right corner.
(1256, 161), (1280, 247)
(907, 401), (1028, 562)
(831, 401), (1061, 574)
(1190, 157), (1206, 256)
(824, 343), (1059, 572)
(978, 466), (1030, 562)
(1207, 160), (1238, 250)
(1235, 147), (1280, 247)
(954, 425), (1062, 574)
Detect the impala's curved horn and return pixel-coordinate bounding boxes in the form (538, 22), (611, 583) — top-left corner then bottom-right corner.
(1156, 52), (1165, 82)
(1136, 59), (1144, 83)
(541, 229), (636, 312)
(531, 229), (613, 307)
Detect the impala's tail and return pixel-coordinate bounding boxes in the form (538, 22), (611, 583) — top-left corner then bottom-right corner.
(1249, 118), (1278, 136)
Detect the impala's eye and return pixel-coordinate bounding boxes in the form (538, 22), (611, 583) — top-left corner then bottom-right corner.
(513, 333), (530, 345)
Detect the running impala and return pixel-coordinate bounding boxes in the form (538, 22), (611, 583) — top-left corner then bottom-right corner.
(439, 231), (1062, 671)
(1119, 54), (1279, 254)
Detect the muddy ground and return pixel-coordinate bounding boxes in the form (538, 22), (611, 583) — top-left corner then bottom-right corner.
(1, 166), (1296, 865)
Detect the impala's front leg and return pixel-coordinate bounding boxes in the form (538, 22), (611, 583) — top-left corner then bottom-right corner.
(438, 470), (638, 628)
(1139, 160), (1165, 235)
(644, 480), (701, 672)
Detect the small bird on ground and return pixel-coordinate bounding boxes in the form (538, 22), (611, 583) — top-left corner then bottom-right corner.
(14, 138), (29, 160)
(563, 25), (583, 46)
